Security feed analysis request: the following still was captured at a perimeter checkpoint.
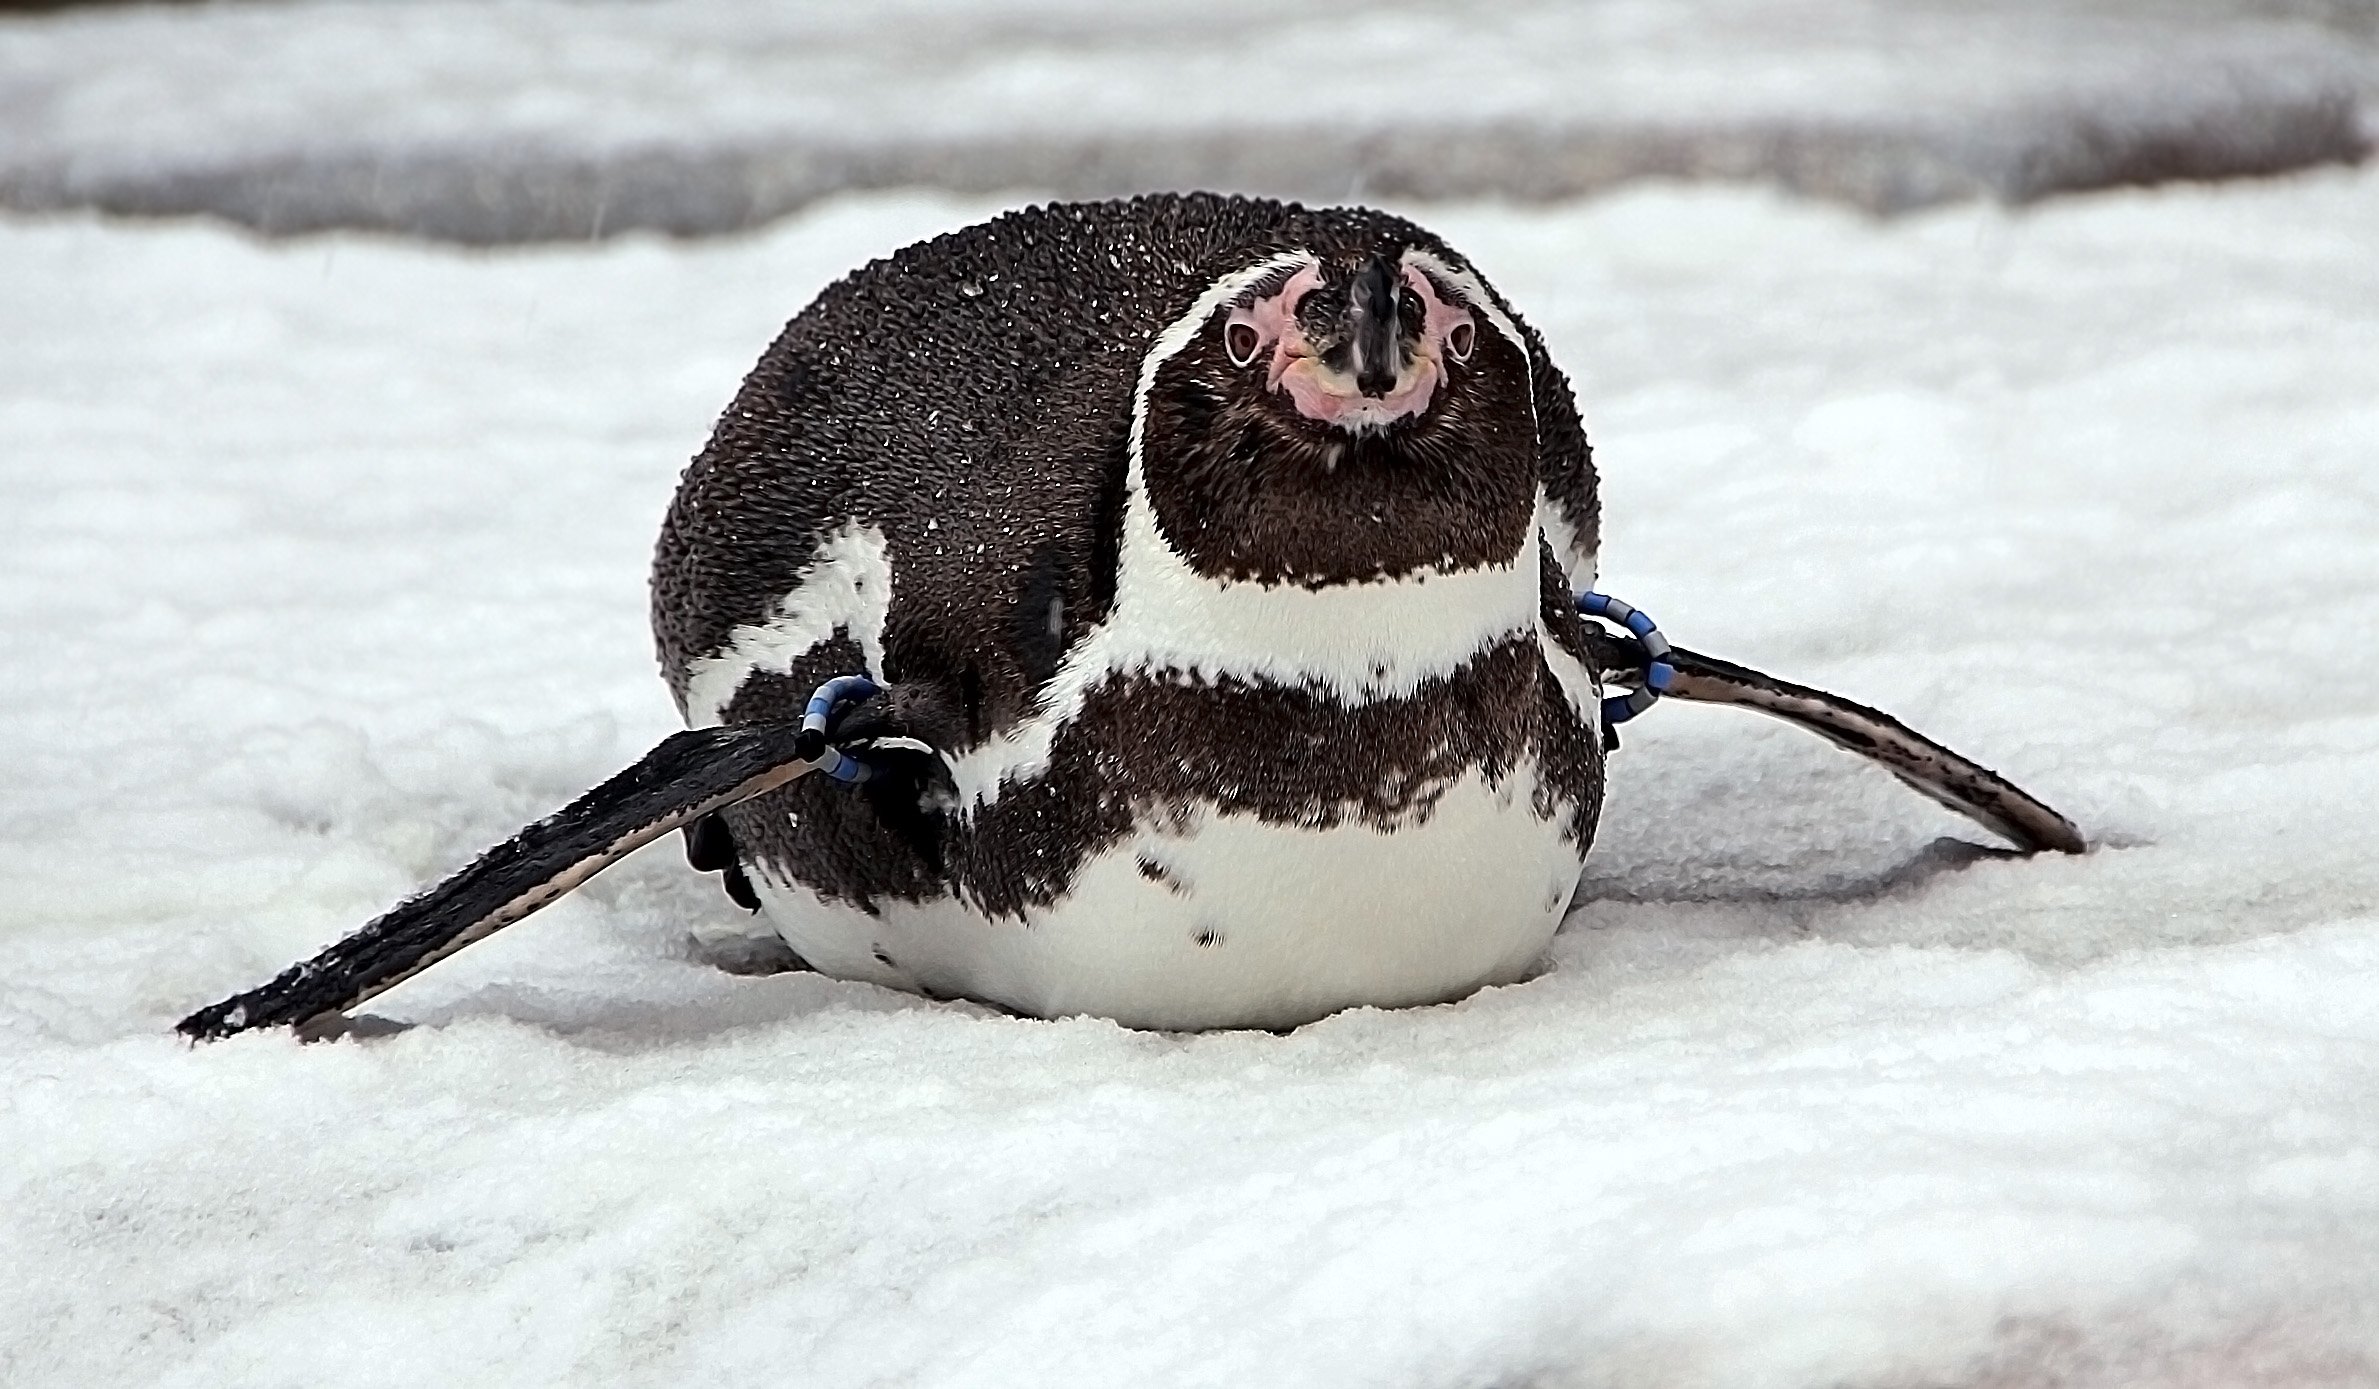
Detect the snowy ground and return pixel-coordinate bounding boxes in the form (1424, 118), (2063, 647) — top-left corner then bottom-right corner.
(2, 0), (2371, 239)
(6, 167), (2379, 1385)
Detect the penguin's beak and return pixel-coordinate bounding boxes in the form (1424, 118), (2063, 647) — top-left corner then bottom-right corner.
(1274, 256), (1441, 433)
(1341, 256), (1406, 398)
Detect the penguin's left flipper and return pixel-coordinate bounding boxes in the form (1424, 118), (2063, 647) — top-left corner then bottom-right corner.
(1585, 632), (2086, 857)
(176, 723), (822, 1043)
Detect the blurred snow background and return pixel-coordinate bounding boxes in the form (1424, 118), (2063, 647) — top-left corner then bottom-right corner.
(6, 2), (2379, 1387)
(0, 0), (2373, 239)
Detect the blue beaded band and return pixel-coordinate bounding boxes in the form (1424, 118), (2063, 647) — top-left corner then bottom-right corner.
(1577, 591), (1676, 725)
(802, 674), (881, 783)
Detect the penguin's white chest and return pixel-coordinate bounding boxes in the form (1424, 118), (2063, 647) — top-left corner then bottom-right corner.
(735, 488), (1599, 1029)
(749, 757), (1584, 1030)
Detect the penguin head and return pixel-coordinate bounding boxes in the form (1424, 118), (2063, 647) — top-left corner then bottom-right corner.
(1221, 255), (1475, 435)
(1138, 243), (1539, 585)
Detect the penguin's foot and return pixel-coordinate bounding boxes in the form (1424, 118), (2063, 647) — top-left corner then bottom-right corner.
(683, 811), (762, 911)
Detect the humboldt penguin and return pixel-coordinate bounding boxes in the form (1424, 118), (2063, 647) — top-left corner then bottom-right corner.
(180, 193), (2080, 1042)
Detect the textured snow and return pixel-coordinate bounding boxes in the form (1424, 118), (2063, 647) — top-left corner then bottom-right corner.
(6, 167), (2379, 1385)
(0, 0), (2370, 239)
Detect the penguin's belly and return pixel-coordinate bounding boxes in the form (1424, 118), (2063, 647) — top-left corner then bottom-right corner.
(747, 761), (1585, 1031)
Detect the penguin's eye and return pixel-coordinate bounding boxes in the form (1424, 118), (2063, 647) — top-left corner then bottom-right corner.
(1446, 320), (1476, 364)
(1224, 321), (1263, 367)
(1399, 285), (1426, 334)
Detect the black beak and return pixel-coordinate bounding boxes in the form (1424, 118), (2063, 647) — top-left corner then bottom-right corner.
(1346, 257), (1404, 397)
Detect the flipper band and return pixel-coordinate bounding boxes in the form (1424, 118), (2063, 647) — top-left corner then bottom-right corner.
(803, 674), (881, 783)
(1578, 592), (1676, 725)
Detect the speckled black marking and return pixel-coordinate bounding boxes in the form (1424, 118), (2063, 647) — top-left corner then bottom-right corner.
(1135, 854), (1189, 896)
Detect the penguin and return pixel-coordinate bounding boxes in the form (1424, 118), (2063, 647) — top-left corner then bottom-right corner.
(179, 193), (2080, 1043)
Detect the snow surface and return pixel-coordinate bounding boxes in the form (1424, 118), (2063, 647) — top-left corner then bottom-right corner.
(1, 0), (2370, 239)
(6, 168), (2379, 1385)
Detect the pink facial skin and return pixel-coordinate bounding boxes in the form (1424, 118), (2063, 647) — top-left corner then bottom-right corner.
(1224, 263), (1476, 434)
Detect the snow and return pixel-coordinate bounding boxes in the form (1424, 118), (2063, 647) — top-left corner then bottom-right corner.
(0, 0), (2370, 238)
(6, 166), (2379, 1384)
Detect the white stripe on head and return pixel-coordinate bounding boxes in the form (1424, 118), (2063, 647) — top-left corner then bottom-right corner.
(1134, 251), (1319, 427)
(946, 251), (1546, 812)
(682, 520), (892, 727)
(1408, 249), (1600, 593)
(1401, 250), (1530, 373)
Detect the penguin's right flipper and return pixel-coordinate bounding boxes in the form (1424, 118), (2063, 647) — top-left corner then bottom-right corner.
(1584, 632), (2085, 857)
(177, 723), (820, 1043)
